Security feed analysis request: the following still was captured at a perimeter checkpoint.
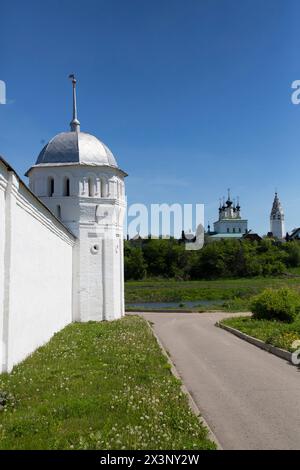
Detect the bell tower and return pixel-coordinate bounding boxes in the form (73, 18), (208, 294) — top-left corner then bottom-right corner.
(270, 192), (285, 239)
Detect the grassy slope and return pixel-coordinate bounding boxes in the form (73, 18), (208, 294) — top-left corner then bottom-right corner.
(0, 316), (215, 450)
(221, 316), (300, 352)
(125, 277), (300, 311)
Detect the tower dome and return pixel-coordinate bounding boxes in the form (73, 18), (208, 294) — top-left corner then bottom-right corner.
(35, 131), (118, 168)
(26, 74), (122, 176)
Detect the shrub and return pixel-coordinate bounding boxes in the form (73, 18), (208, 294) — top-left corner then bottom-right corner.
(284, 241), (300, 267)
(251, 287), (300, 323)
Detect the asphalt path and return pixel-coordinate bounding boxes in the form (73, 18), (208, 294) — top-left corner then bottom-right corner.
(138, 311), (300, 450)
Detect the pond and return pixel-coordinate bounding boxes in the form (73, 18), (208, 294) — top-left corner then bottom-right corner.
(125, 299), (225, 309)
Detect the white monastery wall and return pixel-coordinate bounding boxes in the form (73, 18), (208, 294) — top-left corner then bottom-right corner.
(0, 163), (8, 371)
(0, 159), (76, 373)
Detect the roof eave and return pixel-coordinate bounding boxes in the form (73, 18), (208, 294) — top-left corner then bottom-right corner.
(25, 163), (128, 178)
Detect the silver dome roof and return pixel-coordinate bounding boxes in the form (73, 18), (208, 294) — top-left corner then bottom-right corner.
(26, 76), (127, 177)
(35, 131), (118, 168)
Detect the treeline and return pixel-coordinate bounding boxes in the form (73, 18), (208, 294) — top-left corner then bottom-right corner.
(124, 238), (300, 280)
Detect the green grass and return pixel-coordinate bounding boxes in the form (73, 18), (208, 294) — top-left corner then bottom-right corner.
(0, 316), (215, 450)
(221, 316), (300, 352)
(286, 267), (300, 276)
(125, 277), (300, 312)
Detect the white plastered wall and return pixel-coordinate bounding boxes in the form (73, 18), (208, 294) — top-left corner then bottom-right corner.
(0, 160), (76, 372)
(0, 165), (8, 370)
(270, 218), (285, 239)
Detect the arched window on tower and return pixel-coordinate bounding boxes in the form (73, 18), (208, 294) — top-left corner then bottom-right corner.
(88, 177), (95, 197)
(100, 179), (106, 198)
(48, 177), (54, 197)
(63, 177), (70, 196)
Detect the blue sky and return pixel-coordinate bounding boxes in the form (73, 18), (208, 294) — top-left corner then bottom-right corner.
(1, 0), (300, 235)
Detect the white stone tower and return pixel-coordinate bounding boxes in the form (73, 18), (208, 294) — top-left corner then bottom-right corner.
(26, 75), (127, 322)
(270, 192), (285, 239)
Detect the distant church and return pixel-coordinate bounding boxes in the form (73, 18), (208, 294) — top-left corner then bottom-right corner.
(207, 189), (248, 240)
(0, 76), (126, 372)
(269, 192), (285, 239)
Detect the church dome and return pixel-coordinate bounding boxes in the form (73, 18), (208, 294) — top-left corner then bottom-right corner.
(35, 131), (118, 168)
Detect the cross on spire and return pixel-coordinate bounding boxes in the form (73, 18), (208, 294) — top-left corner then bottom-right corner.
(69, 74), (80, 132)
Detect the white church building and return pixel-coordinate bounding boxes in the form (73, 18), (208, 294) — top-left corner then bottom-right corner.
(208, 190), (248, 240)
(0, 76), (127, 373)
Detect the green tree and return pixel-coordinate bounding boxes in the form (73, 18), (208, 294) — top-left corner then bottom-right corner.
(124, 242), (147, 280)
(284, 241), (300, 267)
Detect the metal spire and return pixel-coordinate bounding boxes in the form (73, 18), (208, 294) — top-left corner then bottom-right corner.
(69, 74), (80, 132)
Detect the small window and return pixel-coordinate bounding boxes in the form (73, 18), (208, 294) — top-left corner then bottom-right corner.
(88, 177), (94, 197)
(233, 228), (236, 233)
(100, 179), (106, 198)
(57, 205), (61, 219)
(239, 228), (241, 233)
(227, 228), (230, 233)
(48, 177), (54, 197)
(63, 177), (70, 196)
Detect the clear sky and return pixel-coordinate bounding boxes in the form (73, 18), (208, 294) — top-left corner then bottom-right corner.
(1, 0), (300, 235)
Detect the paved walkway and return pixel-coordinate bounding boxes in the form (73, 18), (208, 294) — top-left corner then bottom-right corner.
(138, 312), (300, 450)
